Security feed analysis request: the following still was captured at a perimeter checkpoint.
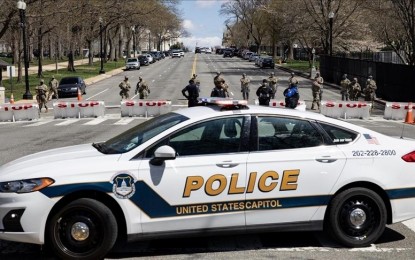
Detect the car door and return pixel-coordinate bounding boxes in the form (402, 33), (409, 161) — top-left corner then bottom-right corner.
(137, 116), (250, 233)
(245, 116), (347, 226)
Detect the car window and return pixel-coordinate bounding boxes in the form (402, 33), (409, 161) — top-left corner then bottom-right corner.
(145, 116), (245, 157)
(319, 123), (358, 144)
(60, 78), (78, 84)
(127, 58), (137, 62)
(257, 117), (324, 151)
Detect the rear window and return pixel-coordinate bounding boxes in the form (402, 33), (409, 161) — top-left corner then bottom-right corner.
(127, 58), (138, 62)
(60, 78), (79, 84)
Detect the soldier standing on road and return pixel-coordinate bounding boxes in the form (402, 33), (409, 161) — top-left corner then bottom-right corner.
(182, 79), (199, 107)
(222, 80), (231, 97)
(213, 72), (225, 88)
(311, 75), (322, 110)
(47, 75), (59, 100)
(340, 74), (351, 101)
(268, 72), (278, 99)
(35, 79), (48, 113)
(136, 77), (151, 99)
(240, 73), (250, 100)
(288, 72), (299, 85)
(314, 72), (324, 102)
(256, 79), (273, 106)
(191, 74), (201, 92)
(119, 76), (131, 100)
(350, 78), (361, 101)
(364, 75), (377, 110)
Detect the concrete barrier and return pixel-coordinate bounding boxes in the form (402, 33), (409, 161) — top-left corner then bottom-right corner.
(0, 103), (39, 122)
(120, 100), (172, 117)
(269, 99), (307, 111)
(321, 101), (372, 119)
(53, 101), (105, 119)
(384, 102), (415, 120)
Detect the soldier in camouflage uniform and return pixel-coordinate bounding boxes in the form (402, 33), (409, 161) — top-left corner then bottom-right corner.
(314, 72), (324, 102)
(268, 72), (278, 99)
(47, 75), (59, 100)
(240, 73), (250, 100)
(35, 79), (48, 113)
(364, 75), (377, 110)
(311, 75), (322, 110)
(136, 77), (150, 99)
(288, 72), (298, 85)
(349, 78), (362, 101)
(119, 76), (131, 100)
(213, 72), (225, 88)
(340, 74), (351, 101)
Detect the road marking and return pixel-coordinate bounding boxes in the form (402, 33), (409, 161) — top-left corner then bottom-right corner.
(83, 118), (107, 125)
(86, 88), (109, 100)
(55, 119), (80, 126)
(403, 218), (415, 232)
(23, 120), (52, 127)
(114, 118), (135, 125)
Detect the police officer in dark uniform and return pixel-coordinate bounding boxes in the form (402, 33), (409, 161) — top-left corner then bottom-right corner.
(182, 79), (199, 107)
(256, 79), (273, 106)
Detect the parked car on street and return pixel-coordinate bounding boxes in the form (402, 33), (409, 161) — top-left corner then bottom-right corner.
(125, 58), (140, 70)
(138, 55), (150, 66)
(57, 76), (86, 97)
(171, 49), (181, 58)
(223, 49), (233, 58)
(260, 57), (276, 69)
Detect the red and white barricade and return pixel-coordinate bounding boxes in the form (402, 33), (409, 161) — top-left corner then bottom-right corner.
(320, 101), (372, 119)
(121, 100), (172, 117)
(53, 101), (105, 119)
(384, 102), (415, 120)
(0, 103), (39, 122)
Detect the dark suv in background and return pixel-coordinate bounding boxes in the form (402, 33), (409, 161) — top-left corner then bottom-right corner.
(223, 49), (233, 58)
(260, 57), (275, 69)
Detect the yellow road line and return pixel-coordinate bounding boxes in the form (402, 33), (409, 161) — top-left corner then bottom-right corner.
(191, 54), (197, 78)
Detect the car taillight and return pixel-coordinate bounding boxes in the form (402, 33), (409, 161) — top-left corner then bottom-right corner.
(402, 151), (415, 162)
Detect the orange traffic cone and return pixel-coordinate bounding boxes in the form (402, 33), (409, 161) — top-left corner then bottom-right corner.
(9, 93), (15, 104)
(77, 87), (82, 101)
(404, 102), (414, 124)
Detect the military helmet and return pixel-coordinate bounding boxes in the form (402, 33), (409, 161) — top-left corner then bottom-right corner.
(139, 76), (142, 80)
(189, 79), (194, 84)
(369, 75), (373, 79)
(263, 79), (268, 83)
(40, 79), (44, 83)
(270, 72), (274, 76)
(216, 72), (221, 75)
(291, 72), (295, 76)
(52, 75), (55, 79)
(242, 73), (246, 76)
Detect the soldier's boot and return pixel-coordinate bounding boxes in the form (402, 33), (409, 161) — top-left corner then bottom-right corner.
(45, 106), (48, 113)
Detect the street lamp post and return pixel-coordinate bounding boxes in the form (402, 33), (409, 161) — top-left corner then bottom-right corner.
(131, 26), (136, 57)
(310, 48), (316, 78)
(17, 0), (32, 100)
(99, 17), (105, 74)
(329, 11), (334, 56)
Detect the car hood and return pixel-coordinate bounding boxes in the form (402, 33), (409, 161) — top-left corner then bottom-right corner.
(0, 144), (113, 180)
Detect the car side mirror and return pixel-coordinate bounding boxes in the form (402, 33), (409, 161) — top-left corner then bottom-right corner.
(150, 145), (176, 166)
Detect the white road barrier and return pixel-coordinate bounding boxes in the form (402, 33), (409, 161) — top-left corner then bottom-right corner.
(53, 101), (105, 119)
(384, 102), (415, 120)
(320, 101), (372, 119)
(0, 103), (40, 122)
(120, 100), (172, 117)
(269, 100), (307, 111)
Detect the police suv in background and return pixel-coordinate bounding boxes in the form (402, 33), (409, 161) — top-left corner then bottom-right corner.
(0, 98), (415, 259)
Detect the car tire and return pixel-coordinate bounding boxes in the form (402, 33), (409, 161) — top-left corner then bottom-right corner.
(47, 198), (118, 260)
(325, 187), (387, 247)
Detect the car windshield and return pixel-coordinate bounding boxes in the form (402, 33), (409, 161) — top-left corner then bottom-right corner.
(127, 58), (137, 62)
(93, 112), (189, 154)
(60, 78), (79, 84)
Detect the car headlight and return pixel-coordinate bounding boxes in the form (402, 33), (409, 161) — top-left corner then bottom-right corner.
(0, 178), (54, 193)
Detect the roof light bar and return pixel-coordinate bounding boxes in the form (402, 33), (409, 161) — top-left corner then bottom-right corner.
(198, 97), (248, 106)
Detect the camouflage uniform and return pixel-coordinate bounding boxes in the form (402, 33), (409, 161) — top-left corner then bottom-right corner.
(213, 72), (225, 87)
(314, 73), (324, 102)
(311, 76), (322, 110)
(35, 80), (48, 112)
(349, 78), (361, 101)
(136, 77), (150, 99)
(222, 81), (230, 97)
(340, 74), (351, 101)
(240, 73), (250, 100)
(288, 72), (299, 85)
(268, 72), (278, 99)
(47, 76), (59, 100)
(364, 76), (377, 110)
(119, 77), (131, 100)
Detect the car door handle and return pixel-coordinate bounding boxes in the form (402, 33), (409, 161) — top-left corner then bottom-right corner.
(316, 158), (337, 163)
(216, 163), (239, 168)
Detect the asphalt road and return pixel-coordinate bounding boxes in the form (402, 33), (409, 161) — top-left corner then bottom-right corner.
(1, 53), (415, 259)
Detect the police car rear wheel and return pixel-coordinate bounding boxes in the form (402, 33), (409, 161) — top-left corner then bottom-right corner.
(326, 188), (387, 247)
(48, 198), (118, 259)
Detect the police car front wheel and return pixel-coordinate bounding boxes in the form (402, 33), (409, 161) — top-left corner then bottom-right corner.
(325, 187), (387, 247)
(47, 198), (118, 259)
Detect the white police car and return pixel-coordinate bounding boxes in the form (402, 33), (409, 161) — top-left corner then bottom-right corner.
(1, 98), (415, 259)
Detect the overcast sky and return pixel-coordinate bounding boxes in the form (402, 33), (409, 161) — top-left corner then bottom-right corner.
(178, 0), (229, 50)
